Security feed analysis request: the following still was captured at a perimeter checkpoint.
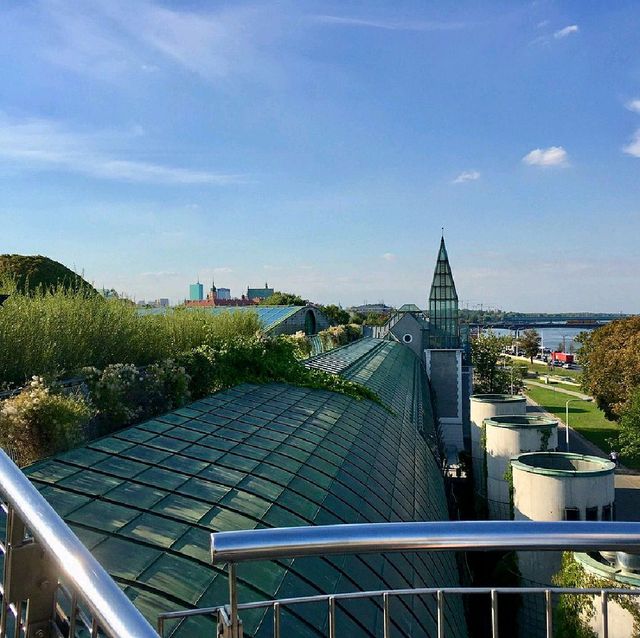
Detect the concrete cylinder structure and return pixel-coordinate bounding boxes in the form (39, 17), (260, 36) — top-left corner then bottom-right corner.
(511, 452), (616, 637)
(511, 452), (615, 522)
(470, 394), (526, 500)
(484, 415), (558, 520)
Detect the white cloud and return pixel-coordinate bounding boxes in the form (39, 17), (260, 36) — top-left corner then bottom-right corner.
(622, 130), (640, 158)
(453, 170), (480, 184)
(0, 115), (243, 184)
(37, 1), (288, 83)
(311, 15), (467, 32)
(554, 25), (579, 39)
(626, 99), (640, 114)
(141, 271), (179, 278)
(382, 253), (396, 262)
(522, 146), (569, 167)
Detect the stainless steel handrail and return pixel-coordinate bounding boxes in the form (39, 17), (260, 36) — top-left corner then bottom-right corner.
(0, 449), (159, 638)
(211, 520), (640, 563)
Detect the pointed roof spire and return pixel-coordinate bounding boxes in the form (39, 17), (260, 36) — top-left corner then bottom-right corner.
(428, 236), (460, 348)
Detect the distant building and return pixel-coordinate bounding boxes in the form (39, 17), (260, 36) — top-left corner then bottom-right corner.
(350, 303), (394, 315)
(216, 287), (231, 300)
(247, 283), (274, 301)
(189, 282), (204, 301)
(157, 298), (170, 308)
(184, 280), (257, 308)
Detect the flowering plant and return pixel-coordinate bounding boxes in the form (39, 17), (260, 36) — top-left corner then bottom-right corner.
(0, 377), (92, 466)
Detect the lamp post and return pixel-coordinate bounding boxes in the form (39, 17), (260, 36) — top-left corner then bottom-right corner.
(565, 397), (593, 452)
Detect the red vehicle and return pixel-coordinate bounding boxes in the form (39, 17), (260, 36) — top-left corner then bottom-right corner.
(552, 351), (574, 363)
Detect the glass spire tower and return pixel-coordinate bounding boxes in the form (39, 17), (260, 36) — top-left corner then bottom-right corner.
(428, 237), (460, 348)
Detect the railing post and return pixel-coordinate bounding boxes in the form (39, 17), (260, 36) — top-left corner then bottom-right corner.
(2, 506), (57, 638)
(215, 564), (243, 638)
(328, 596), (336, 638)
(229, 563), (242, 638)
(382, 592), (390, 638)
(273, 602), (280, 638)
(437, 590), (445, 638)
(545, 589), (553, 638)
(601, 590), (608, 638)
(490, 589), (499, 638)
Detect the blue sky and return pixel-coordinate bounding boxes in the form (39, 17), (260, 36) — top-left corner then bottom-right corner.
(1, 1), (640, 311)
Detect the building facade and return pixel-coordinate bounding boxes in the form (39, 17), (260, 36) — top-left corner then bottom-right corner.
(216, 287), (231, 300)
(189, 282), (204, 301)
(247, 283), (274, 301)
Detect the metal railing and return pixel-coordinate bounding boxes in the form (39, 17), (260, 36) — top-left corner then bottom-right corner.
(0, 449), (159, 638)
(157, 520), (640, 638)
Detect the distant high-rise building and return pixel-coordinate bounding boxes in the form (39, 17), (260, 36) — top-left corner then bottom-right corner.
(216, 287), (231, 300)
(157, 298), (170, 307)
(189, 282), (204, 301)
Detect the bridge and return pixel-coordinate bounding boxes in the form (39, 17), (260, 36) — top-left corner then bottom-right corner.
(468, 313), (629, 330)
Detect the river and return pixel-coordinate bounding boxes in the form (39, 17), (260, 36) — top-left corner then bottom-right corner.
(491, 327), (595, 353)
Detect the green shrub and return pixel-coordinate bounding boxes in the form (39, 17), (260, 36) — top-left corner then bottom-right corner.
(317, 324), (362, 351)
(279, 331), (312, 359)
(84, 361), (190, 435)
(83, 364), (143, 431)
(0, 287), (260, 386)
(145, 359), (191, 412)
(0, 377), (92, 466)
(175, 346), (218, 400)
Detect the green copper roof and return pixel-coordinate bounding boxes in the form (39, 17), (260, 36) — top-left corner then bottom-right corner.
(397, 303), (422, 313)
(22, 340), (466, 638)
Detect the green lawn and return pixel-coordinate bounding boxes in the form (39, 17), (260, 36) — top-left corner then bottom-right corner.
(524, 382), (619, 453)
(531, 378), (584, 393)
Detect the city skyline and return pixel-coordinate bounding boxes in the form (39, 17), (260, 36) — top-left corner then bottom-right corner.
(2, 1), (640, 311)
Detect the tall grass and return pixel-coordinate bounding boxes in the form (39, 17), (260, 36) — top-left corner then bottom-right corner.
(0, 286), (260, 386)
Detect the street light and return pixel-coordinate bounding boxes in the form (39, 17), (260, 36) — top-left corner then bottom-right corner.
(565, 397), (593, 452)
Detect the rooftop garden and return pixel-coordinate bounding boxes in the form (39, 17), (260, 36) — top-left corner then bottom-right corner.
(0, 283), (370, 466)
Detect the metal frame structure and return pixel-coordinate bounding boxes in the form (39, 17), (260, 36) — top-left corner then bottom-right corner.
(170, 520), (640, 638)
(0, 449), (159, 638)
(3, 442), (640, 638)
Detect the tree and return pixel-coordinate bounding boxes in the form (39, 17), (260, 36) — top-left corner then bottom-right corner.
(618, 387), (640, 459)
(320, 304), (350, 326)
(364, 312), (388, 327)
(259, 291), (306, 306)
(518, 329), (541, 363)
(471, 332), (523, 394)
(578, 318), (640, 419)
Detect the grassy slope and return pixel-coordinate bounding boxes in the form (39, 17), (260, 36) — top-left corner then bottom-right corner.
(524, 383), (640, 469)
(0, 254), (97, 295)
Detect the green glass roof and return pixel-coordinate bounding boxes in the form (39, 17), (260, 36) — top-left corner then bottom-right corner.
(397, 303), (422, 313)
(22, 339), (466, 638)
(208, 306), (300, 332)
(139, 306), (301, 333)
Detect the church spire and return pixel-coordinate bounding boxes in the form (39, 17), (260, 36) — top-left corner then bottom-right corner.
(428, 236), (460, 348)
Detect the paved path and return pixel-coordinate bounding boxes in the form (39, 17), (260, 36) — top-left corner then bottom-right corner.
(526, 380), (591, 400)
(526, 397), (640, 522)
